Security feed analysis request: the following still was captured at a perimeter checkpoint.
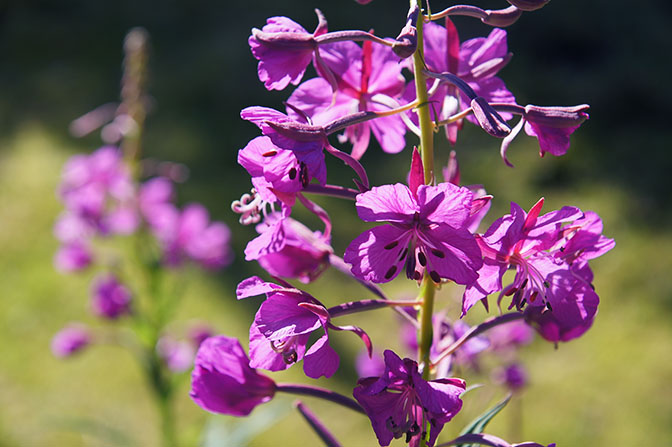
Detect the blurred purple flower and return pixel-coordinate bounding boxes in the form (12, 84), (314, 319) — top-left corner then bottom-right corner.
(155, 203), (233, 269)
(493, 363), (528, 391)
(90, 274), (132, 319)
(51, 324), (91, 358)
(54, 241), (93, 272)
(157, 336), (195, 372)
(190, 335), (276, 416)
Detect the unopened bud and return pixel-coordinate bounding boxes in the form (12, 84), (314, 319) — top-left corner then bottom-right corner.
(392, 4), (419, 59)
(506, 0), (550, 12)
(471, 97), (511, 138)
(251, 28), (316, 50)
(481, 6), (523, 27)
(524, 104), (590, 128)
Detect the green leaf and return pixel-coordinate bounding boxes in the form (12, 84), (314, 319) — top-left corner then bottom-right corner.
(457, 394), (511, 447)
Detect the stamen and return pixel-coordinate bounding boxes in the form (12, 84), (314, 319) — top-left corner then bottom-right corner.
(262, 150), (277, 157)
(398, 247), (409, 261)
(231, 189), (268, 225)
(289, 167), (297, 179)
(417, 250), (427, 266)
(385, 265), (398, 279)
(429, 271), (441, 283)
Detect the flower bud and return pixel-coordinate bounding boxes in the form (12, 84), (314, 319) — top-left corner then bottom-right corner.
(392, 4), (418, 59)
(91, 274), (132, 319)
(481, 6), (523, 27)
(524, 104), (590, 128)
(506, 0), (550, 12)
(471, 97), (511, 138)
(51, 324), (91, 358)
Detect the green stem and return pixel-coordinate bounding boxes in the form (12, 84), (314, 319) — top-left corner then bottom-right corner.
(411, 3), (434, 184)
(411, 5), (437, 446)
(416, 275), (435, 379)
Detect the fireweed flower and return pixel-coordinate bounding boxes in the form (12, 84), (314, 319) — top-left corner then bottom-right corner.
(58, 146), (138, 235)
(190, 335), (276, 416)
(157, 336), (195, 373)
(493, 363), (528, 391)
(237, 276), (371, 379)
(462, 199), (613, 346)
(249, 11), (327, 91)
(54, 241), (93, 272)
(153, 203), (233, 269)
(344, 180), (482, 284)
(353, 350), (465, 447)
(51, 324), (91, 358)
(238, 136), (306, 207)
(241, 106), (327, 187)
(90, 274), (132, 319)
(523, 277), (600, 343)
(138, 176), (175, 230)
(403, 21), (515, 143)
(245, 212), (332, 283)
(287, 39), (406, 158)
(500, 104), (590, 166)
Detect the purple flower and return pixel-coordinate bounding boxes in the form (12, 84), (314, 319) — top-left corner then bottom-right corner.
(487, 320), (534, 351)
(493, 363), (528, 391)
(157, 336), (195, 372)
(190, 335), (276, 416)
(404, 22), (515, 143)
(54, 241), (93, 272)
(353, 350), (465, 447)
(238, 277), (370, 379)
(462, 198), (585, 316)
(58, 146), (138, 235)
(344, 182), (482, 285)
(523, 279), (599, 343)
(51, 324), (91, 358)
(238, 136), (305, 206)
(249, 12), (326, 91)
(155, 203), (233, 269)
(462, 199), (613, 345)
(139, 176), (175, 229)
(241, 106), (327, 187)
(501, 104), (590, 166)
(245, 212), (332, 283)
(90, 274), (132, 319)
(287, 39), (406, 158)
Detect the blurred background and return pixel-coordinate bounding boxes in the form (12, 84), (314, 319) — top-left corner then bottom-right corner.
(1, 0), (671, 445)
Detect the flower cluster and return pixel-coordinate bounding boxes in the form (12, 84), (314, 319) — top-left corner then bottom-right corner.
(191, 3), (612, 447)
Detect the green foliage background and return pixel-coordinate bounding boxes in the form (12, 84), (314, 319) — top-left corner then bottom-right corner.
(1, 0), (671, 445)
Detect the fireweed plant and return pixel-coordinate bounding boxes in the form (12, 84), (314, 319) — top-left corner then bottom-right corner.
(190, 1), (615, 447)
(188, 1), (614, 446)
(51, 29), (233, 446)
